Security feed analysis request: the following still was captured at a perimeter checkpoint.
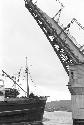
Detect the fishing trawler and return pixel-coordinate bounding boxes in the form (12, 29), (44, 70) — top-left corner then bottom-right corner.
(0, 58), (47, 124)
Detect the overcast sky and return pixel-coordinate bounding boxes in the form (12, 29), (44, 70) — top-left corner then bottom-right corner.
(0, 0), (84, 101)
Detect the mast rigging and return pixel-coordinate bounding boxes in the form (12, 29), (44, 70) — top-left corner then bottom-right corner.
(25, 57), (29, 97)
(2, 70), (27, 94)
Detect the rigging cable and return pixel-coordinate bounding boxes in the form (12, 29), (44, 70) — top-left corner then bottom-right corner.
(2, 70), (27, 94)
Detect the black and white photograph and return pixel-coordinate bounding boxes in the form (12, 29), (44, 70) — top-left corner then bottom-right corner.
(0, 0), (84, 124)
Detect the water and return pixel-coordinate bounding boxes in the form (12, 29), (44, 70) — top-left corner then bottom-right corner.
(1, 111), (73, 125)
(43, 111), (73, 125)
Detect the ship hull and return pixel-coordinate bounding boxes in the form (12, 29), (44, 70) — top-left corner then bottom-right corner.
(0, 97), (46, 123)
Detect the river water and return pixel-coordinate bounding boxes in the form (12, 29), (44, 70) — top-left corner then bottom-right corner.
(2, 111), (73, 125)
(43, 111), (73, 125)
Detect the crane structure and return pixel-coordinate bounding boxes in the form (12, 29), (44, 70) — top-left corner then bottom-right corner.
(24, 0), (84, 124)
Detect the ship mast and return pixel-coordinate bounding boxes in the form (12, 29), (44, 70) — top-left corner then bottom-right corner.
(26, 57), (29, 97)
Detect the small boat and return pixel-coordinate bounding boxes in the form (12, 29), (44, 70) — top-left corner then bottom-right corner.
(0, 58), (47, 124)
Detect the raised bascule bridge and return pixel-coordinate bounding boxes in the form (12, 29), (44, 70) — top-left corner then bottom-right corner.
(24, 0), (84, 124)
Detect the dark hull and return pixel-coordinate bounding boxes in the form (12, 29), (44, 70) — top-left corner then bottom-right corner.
(0, 97), (47, 123)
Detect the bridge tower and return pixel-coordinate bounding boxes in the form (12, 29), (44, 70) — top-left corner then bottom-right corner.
(24, 0), (84, 124)
(69, 64), (84, 124)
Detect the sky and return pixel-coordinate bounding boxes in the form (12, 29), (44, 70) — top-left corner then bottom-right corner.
(0, 0), (84, 101)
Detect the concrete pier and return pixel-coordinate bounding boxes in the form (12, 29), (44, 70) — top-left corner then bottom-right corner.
(68, 64), (84, 125)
